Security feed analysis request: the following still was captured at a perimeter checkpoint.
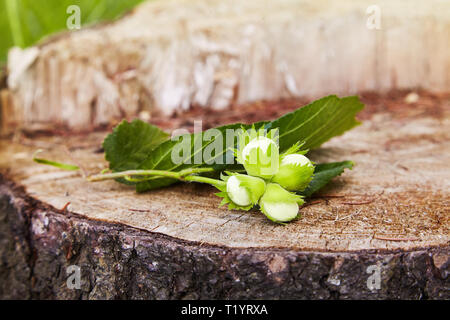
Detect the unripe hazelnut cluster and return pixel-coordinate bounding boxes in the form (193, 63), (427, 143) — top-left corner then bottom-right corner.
(221, 128), (315, 223)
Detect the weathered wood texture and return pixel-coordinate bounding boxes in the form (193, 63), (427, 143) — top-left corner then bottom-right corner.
(0, 92), (449, 299)
(3, 0), (450, 131)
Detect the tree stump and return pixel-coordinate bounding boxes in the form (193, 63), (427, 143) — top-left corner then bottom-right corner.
(3, 0), (450, 132)
(0, 92), (448, 299)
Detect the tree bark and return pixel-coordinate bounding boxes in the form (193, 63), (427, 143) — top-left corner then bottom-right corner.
(0, 92), (449, 299)
(0, 178), (448, 300)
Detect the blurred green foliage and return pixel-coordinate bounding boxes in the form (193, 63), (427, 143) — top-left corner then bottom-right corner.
(0, 0), (145, 63)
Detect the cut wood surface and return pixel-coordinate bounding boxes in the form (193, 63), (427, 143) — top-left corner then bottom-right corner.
(0, 92), (449, 299)
(3, 0), (450, 132)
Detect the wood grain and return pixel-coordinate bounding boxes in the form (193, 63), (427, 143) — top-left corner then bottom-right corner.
(1, 93), (449, 251)
(4, 0), (450, 131)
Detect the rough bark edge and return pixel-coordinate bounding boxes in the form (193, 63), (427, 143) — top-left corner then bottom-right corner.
(0, 174), (448, 300)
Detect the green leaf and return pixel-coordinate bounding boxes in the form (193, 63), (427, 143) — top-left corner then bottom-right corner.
(104, 95), (363, 192)
(1, 0), (145, 63)
(135, 122), (248, 192)
(271, 95), (364, 151)
(103, 119), (169, 173)
(137, 96), (362, 192)
(300, 161), (354, 197)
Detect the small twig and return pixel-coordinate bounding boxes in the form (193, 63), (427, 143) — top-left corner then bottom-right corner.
(60, 202), (71, 212)
(129, 208), (152, 213)
(335, 209), (361, 221)
(182, 221), (196, 229)
(315, 191), (384, 200)
(374, 235), (420, 242)
(313, 194), (346, 199)
(149, 225), (160, 232)
(341, 199), (375, 205)
(301, 200), (322, 208)
(218, 212), (247, 228)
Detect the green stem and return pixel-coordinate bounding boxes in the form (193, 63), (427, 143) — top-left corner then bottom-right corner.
(183, 175), (226, 189)
(5, 0), (25, 47)
(177, 167), (216, 176)
(87, 167), (221, 185)
(88, 169), (180, 181)
(33, 149), (80, 171)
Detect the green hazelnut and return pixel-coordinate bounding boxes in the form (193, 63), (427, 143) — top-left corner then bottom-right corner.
(272, 154), (314, 191)
(241, 136), (279, 179)
(259, 183), (304, 223)
(226, 174), (266, 207)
